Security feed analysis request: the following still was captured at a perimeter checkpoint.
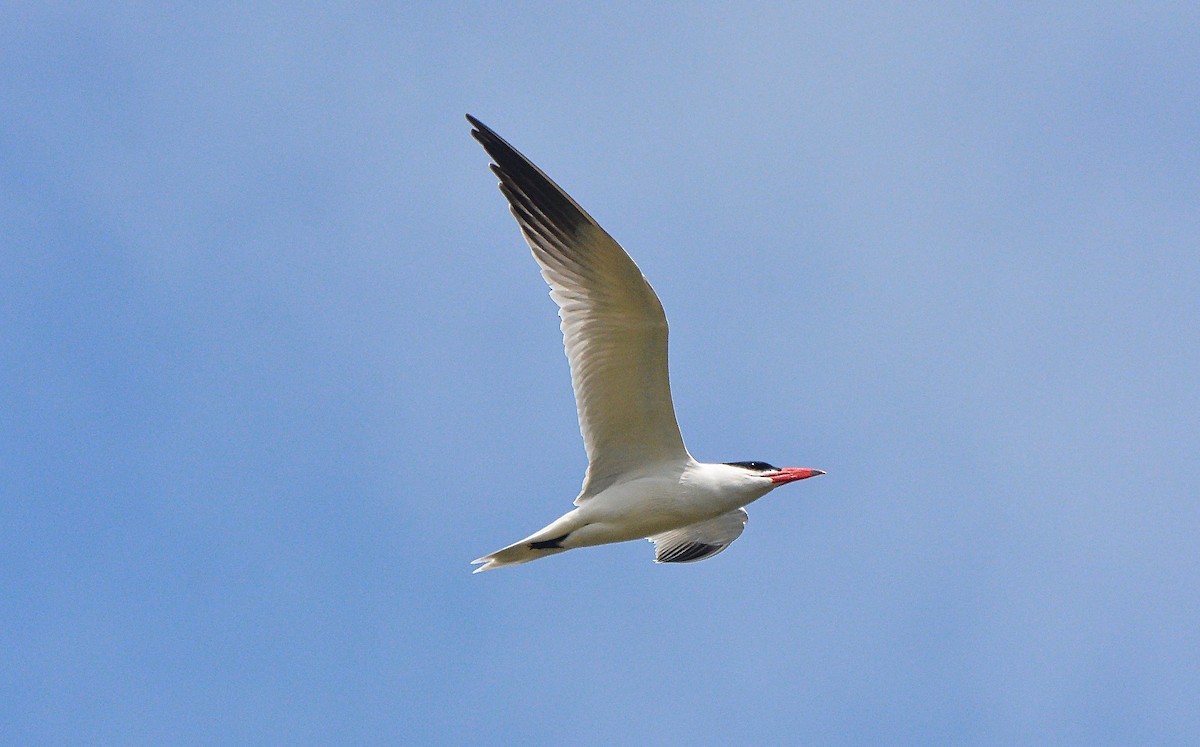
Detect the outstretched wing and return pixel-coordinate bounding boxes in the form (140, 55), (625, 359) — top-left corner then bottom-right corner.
(649, 509), (749, 564)
(469, 115), (690, 499)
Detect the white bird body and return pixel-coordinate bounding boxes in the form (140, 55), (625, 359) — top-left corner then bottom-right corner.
(549, 462), (767, 545)
(467, 115), (824, 572)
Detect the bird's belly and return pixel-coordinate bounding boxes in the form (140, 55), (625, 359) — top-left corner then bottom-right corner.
(568, 479), (727, 547)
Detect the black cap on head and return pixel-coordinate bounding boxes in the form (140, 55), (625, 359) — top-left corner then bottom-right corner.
(724, 461), (778, 472)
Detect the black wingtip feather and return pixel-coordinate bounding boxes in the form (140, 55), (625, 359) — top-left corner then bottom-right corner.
(465, 113), (485, 136)
(467, 116), (591, 240)
(659, 541), (722, 564)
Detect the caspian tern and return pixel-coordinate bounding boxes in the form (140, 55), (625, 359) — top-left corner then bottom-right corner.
(468, 114), (824, 572)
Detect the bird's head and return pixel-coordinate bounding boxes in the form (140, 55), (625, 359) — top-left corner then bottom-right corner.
(724, 461), (826, 486)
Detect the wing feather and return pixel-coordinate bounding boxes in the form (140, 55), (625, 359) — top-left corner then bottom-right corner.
(650, 510), (749, 564)
(469, 115), (690, 498)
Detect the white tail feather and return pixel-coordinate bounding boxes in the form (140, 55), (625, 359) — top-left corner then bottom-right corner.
(471, 539), (567, 573)
(471, 511), (584, 573)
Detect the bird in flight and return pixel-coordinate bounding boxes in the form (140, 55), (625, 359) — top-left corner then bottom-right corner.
(468, 115), (824, 572)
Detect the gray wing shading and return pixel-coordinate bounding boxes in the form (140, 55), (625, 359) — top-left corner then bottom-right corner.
(650, 509), (749, 564)
(467, 115), (689, 500)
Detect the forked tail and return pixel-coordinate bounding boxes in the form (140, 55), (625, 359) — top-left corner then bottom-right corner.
(471, 518), (579, 573)
(470, 548), (529, 573)
(471, 538), (568, 573)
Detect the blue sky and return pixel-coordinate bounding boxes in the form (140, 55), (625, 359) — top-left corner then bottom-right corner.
(3, 3), (1198, 744)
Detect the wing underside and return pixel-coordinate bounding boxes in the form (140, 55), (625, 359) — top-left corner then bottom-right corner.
(468, 115), (690, 498)
(650, 509), (749, 564)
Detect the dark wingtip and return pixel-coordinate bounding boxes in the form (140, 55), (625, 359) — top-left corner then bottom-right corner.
(466, 114), (594, 242)
(659, 541), (721, 563)
(467, 115), (513, 160)
(466, 114), (493, 145)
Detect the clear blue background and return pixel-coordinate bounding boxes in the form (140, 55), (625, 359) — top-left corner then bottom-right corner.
(3, 3), (1198, 744)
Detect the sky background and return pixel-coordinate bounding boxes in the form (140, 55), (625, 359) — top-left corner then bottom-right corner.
(3, 3), (1198, 744)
